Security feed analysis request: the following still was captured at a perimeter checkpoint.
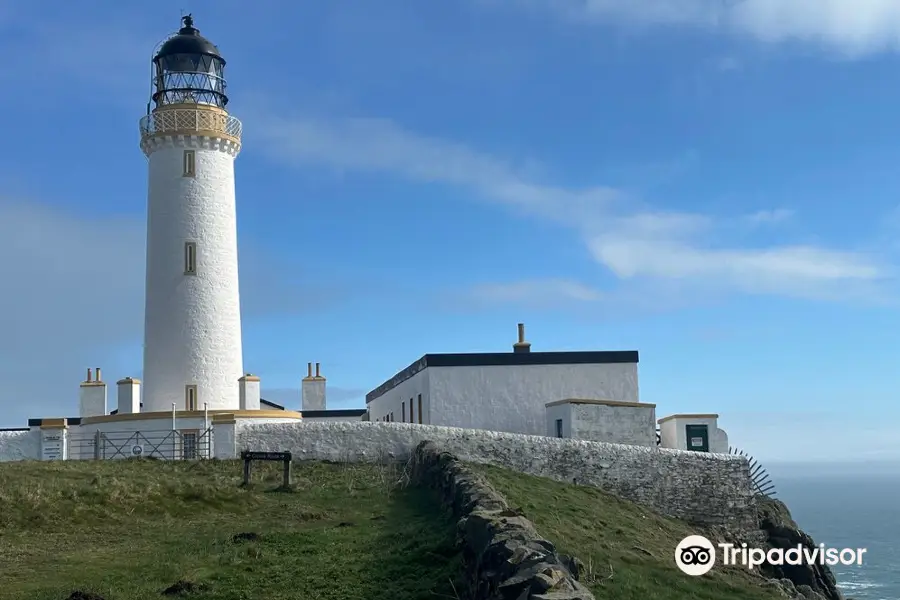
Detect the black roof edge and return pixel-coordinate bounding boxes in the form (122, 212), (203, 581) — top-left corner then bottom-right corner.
(27, 417), (83, 427)
(366, 350), (639, 403)
(260, 398), (286, 410)
(301, 409), (367, 418)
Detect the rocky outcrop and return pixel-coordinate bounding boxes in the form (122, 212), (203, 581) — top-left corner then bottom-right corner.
(753, 497), (847, 600)
(410, 440), (594, 600)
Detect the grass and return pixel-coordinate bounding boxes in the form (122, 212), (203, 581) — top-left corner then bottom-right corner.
(471, 464), (782, 600)
(0, 458), (463, 600)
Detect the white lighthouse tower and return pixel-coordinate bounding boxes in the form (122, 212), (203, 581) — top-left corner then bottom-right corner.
(139, 15), (244, 413)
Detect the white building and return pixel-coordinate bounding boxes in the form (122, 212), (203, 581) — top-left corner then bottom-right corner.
(545, 398), (657, 447)
(658, 414), (729, 454)
(365, 324), (640, 436)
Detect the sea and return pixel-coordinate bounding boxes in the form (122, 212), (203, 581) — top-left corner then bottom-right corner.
(769, 464), (898, 600)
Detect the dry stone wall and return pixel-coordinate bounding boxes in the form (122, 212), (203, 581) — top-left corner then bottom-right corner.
(235, 421), (756, 530)
(411, 441), (594, 600)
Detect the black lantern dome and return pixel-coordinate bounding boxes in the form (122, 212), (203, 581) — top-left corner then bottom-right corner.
(151, 15), (228, 110)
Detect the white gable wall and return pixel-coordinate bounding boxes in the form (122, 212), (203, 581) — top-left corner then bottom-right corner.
(428, 362), (638, 436)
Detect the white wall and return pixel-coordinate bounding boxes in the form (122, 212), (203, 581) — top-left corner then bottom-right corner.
(569, 403), (656, 447)
(367, 369), (429, 424)
(428, 363), (639, 436)
(545, 403), (571, 438)
(0, 429), (40, 461)
(142, 134), (243, 413)
(660, 417), (729, 454)
(232, 421), (756, 531)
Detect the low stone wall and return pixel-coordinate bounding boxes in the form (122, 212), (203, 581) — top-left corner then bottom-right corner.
(0, 429), (40, 462)
(234, 421), (756, 530)
(411, 441), (593, 600)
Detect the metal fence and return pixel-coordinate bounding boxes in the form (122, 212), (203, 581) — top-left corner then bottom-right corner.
(68, 427), (213, 460)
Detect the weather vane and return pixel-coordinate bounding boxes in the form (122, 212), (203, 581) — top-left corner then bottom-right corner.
(182, 13), (193, 29)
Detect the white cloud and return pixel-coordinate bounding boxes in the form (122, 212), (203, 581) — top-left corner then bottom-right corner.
(466, 279), (605, 308)
(252, 112), (889, 304)
(504, 0), (900, 57)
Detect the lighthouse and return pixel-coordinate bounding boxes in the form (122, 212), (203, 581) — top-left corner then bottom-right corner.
(139, 15), (244, 413)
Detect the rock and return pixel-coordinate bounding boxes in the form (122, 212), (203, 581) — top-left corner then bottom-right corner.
(755, 498), (843, 600)
(65, 592), (106, 600)
(161, 580), (207, 595)
(231, 531), (260, 543)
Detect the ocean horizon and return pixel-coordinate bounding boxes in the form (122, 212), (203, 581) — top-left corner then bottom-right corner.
(767, 463), (897, 600)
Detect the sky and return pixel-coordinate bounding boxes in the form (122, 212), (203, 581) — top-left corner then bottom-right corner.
(1, 0), (899, 464)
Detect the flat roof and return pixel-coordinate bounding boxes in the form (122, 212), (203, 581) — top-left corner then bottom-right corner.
(545, 398), (655, 408)
(301, 408), (367, 418)
(366, 350), (639, 403)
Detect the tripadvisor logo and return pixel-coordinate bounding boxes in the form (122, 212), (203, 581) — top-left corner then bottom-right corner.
(675, 535), (867, 576)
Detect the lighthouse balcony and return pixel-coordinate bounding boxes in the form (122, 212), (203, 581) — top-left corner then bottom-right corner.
(139, 104), (242, 144)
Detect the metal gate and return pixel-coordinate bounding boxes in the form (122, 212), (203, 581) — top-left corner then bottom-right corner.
(68, 428), (214, 460)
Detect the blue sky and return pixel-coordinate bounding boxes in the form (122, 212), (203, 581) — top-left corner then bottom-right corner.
(1, 0), (898, 463)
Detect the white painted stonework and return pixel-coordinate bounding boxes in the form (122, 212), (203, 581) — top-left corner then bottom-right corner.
(229, 421), (756, 530)
(141, 133), (243, 413)
(80, 383), (108, 418)
(368, 369), (429, 424)
(371, 363), (638, 436)
(547, 400), (656, 447)
(545, 402), (570, 438)
(301, 378), (326, 411)
(239, 377), (261, 410)
(659, 415), (729, 454)
(117, 379), (141, 414)
(0, 429), (40, 462)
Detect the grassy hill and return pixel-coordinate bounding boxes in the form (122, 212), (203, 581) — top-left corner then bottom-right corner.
(0, 458), (781, 600)
(471, 464), (782, 600)
(0, 459), (462, 600)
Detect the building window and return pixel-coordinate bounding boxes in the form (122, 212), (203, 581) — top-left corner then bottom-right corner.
(184, 241), (197, 275)
(183, 150), (196, 177)
(182, 430), (198, 459)
(401, 402), (405, 422)
(185, 385), (198, 411)
(555, 419), (563, 438)
(417, 394), (423, 424)
(410, 398), (414, 423)
(390, 412), (394, 422)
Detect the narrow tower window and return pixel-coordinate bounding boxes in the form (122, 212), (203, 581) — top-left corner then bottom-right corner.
(185, 385), (198, 411)
(183, 150), (196, 177)
(401, 401), (405, 422)
(184, 241), (197, 275)
(417, 394), (423, 424)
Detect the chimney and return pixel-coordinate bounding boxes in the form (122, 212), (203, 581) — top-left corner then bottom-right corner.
(116, 377), (141, 414)
(302, 362), (326, 411)
(303, 362), (313, 380)
(238, 373), (261, 410)
(513, 322), (531, 353)
(79, 367), (107, 417)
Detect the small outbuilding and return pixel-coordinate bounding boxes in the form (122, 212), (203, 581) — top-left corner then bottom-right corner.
(658, 413), (729, 454)
(545, 398), (657, 447)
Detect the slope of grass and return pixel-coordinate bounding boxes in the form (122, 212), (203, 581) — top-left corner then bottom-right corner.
(0, 459), (462, 600)
(472, 464), (781, 600)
